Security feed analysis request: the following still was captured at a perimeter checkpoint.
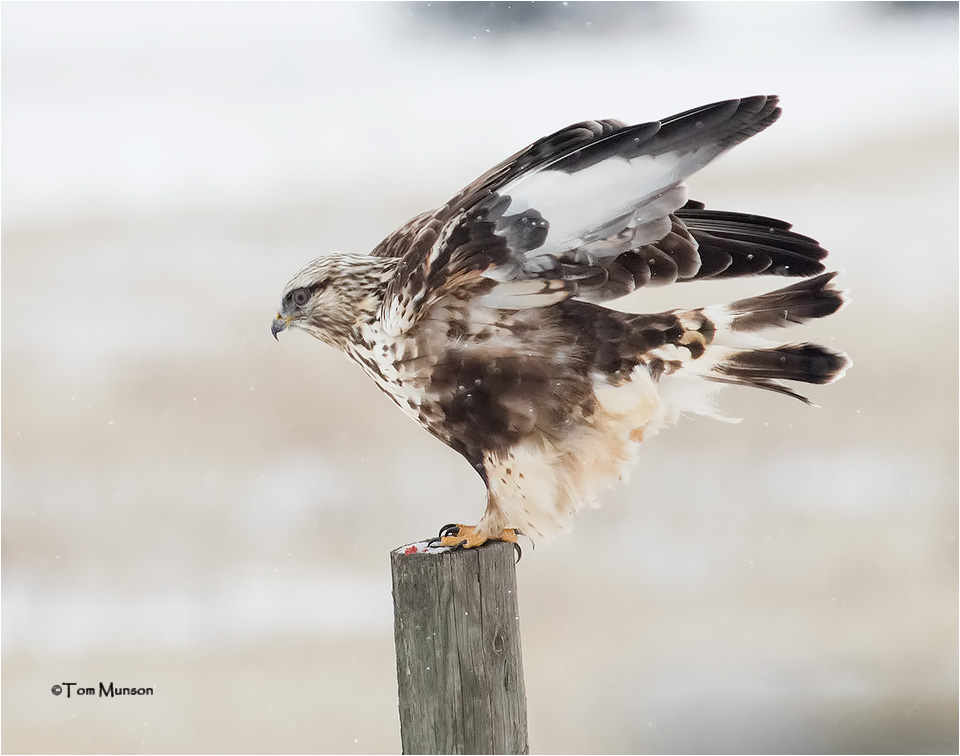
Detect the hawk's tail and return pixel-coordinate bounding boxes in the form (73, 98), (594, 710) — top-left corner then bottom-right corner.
(643, 272), (850, 405)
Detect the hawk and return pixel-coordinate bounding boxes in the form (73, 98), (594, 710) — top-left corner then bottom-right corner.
(272, 96), (849, 550)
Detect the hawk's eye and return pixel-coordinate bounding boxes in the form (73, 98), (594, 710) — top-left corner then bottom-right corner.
(291, 288), (312, 307)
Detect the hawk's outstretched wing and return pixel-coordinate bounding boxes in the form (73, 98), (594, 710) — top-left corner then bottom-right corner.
(373, 95), (827, 336)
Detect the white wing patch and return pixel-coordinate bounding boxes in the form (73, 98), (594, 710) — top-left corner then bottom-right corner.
(500, 152), (693, 257)
(477, 279), (570, 310)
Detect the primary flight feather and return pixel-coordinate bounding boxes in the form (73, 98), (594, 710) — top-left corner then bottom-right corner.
(272, 96), (849, 549)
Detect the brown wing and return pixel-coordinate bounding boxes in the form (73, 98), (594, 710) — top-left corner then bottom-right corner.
(375, 96), (828, 334)
(370, 119), (628, 260)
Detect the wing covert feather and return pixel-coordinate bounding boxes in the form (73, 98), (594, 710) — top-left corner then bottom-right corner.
(374, 96), (828, 332)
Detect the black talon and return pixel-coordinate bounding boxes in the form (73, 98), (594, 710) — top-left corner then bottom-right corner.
(438, 523), (461, 538)
(515, 528), (535, 551)
(513, 541), (523, 563)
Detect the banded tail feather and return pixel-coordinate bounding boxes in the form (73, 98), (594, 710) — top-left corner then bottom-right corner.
(712, 343), (850, 403)
(637, 272), (849, 406)
(722, 272), (846, 331)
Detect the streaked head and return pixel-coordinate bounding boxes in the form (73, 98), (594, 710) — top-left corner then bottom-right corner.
(272, 253), (395, 351)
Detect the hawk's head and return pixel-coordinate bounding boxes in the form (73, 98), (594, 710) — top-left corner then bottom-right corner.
(272, 253), (396, 351)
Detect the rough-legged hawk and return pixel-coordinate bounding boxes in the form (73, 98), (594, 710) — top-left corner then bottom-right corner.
(272, 96), (849, 549)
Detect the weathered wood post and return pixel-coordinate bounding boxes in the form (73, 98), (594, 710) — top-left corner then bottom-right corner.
(390, 539), (528, 755)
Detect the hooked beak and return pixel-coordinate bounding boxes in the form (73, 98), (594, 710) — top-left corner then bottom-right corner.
(271, 314), (292, 340)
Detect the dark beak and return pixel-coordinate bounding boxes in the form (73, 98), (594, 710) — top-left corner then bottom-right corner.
(271, 314), (290, 340)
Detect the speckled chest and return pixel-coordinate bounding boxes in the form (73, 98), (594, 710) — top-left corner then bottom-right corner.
(349, 320), (439, 429)
(349, 302), (604, 465)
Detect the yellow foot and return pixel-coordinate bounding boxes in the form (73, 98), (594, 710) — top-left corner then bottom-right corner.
(436, 523), (519, 549)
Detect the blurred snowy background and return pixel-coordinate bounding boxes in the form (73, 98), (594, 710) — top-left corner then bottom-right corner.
(2, 2), (957, 753)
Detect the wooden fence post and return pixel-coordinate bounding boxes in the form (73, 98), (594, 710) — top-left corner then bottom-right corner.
(390, 539), (528, 755)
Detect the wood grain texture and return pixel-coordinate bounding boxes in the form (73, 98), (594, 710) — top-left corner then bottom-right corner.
(391, 541), (528, 755)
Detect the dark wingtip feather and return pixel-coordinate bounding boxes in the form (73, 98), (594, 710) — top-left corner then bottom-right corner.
(556, 95), (785, 176)
(658, 95), (781, 148)
(727, 272), (846, 332)
(717, 343), (851, 388)
(677, 203), (829, 281)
